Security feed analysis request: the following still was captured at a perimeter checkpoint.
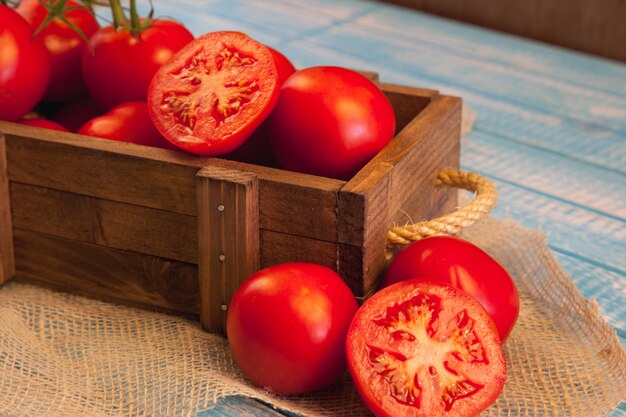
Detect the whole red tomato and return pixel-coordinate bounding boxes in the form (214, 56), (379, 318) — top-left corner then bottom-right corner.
(148, 31), (280, 156)
(347, 281), (506, 417)
(226, 262), (359, 394)
(268, 66), (396, 180)
(17, 118), (69, 131)
(382, 236), (519, 342)
(82, 19), (194, 111)
(16, 0), (99, 102)
(223, 45), (296, 166)
(0, 5), (50, 121)
(77, 101), (179, 151)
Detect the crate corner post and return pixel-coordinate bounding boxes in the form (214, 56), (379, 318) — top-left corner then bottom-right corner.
(196, 165), (260, 334)
(0, 134), (16, 285)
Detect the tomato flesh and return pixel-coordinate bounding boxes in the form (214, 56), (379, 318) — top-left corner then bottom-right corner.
(148, 31), (280, 156)
(347, 281), (505, 417)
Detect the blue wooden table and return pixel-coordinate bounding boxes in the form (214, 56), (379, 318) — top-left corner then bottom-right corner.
(149, 0), (625, 415)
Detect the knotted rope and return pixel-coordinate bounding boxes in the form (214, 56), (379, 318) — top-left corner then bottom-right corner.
(386, 169), (497, 255)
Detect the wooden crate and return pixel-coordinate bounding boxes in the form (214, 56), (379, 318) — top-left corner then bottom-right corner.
(0, 82), (461, 333)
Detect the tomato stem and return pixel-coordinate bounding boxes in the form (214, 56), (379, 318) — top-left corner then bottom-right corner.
(108, 0), (127, 29)
(33, 0), (95, 54)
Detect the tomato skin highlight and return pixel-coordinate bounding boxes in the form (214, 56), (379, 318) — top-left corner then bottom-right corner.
(226, 263), (359, 395)
(382, 236), (519, 342)
(268, 66), (396, 180)
(17, 0), (99, 102)
(0, 5), (51, 122)
(347, 281), (506, 417)
(148, 31), (280, 156)
(82, 20), (194, 111)
(77, 101), (179, 151)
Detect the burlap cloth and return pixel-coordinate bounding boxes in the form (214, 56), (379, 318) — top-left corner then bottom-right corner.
(0, 216), (625, 417)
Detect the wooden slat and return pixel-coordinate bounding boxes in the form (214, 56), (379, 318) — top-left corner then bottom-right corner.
(259, 229), (338, 271)
(10, 182), (198, 264)
(2, 123), (342, 243)
(13, 229), (200, 314)
(0, 135), (15, 284)
(196, 166), (259, 333)
(339, 94), (461, 296)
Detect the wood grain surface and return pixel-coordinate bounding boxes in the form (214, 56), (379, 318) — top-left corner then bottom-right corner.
(0, 136), (15, 284)
(384, 0), (626, 63)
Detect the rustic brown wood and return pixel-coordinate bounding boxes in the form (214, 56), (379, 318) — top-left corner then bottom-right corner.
(259, 229), (338, 271)
(2, 124), (342, 242)
(339, 94), (461, 296)
(196, 166), (260, 333)
(379, 82), (438, 134)
(13, 229), (200, 314)
(0, 135), (15, 285)
(10, 182), (198, 264)
(384, 0), (626, 63)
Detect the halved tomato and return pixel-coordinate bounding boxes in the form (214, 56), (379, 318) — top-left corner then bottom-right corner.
(147, 31), (280, 156)
(347, 281), (506, 417)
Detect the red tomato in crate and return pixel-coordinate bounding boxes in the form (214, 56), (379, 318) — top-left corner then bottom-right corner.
(82, 19), (194, 111)
(148, 31), (280, 156)
(223, 45), (296, 166)
(0, 5), (50, 121)
(347, 281), (506, 417)
(268, 45), (296, 85)
(17, 118), (69, 131)
(16, 0), (99, 102)
(226, 263), (359, 394)
(51, 95), (102, 132)
(77, 102), (178, 151)
(382, 236), (519, 342)
(268, 66), (396, 180)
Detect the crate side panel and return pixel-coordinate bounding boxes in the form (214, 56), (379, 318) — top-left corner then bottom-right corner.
(11, 182), (198, 264)
(5, 133), (341, 242)
(13, 229), (200, 314)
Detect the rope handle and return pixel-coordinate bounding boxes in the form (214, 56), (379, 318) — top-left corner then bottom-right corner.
(386, 169), (497, 255)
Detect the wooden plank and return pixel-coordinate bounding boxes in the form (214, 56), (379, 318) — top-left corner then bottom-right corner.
(339, 94), (461, 296)
(383, 0), (626, 62)
(12, 229), (200, 314)
(259, 229), (338, 272)
(0, 135), (15, 285)
(196, 166), (259, 333)
(2, 123), (342, 242)
(10, 182), (198, 264)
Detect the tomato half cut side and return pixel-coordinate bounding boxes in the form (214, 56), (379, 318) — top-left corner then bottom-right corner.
(147, 31), (280, 156)
(347, 281), (506, 417)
